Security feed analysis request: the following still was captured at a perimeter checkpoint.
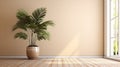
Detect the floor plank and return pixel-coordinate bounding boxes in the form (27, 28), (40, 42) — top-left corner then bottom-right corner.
(57, 58), (62, 67)
(62, 58), (70, 67)
(51, 58), (58, 67)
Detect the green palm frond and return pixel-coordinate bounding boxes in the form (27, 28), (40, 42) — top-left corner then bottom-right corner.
(14, 32), (28, 40)
(16, 9), (29, 20)
(12, 20), (27, 31)
(37, 30), (50, 40)
(16, 9), (32, 24)
(41, 20), (54, 26)
(32, 8), (46, 23)
(37, 20), (54, 30)
(13, 9), (33, 31)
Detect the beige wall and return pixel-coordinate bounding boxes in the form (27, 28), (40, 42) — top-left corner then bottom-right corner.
(0, 0), (104, 56)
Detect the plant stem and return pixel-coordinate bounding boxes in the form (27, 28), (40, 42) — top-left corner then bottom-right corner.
(27, 29), (31, 45)
(31, 31), (33, 45)
(31, 30), (37, 45)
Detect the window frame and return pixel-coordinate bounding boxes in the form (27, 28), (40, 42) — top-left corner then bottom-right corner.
(104, 0), (111, 58)
(104, 0), (120, 60)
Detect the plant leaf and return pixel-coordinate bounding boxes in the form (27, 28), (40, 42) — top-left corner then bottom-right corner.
(41, 20), (54, 26)
(36, 20), (54, 30)
(14, 32), (28, 40)
(16, 9), (29, 20)
(32, 8), (46, 23)
(37, 30), (49, 40)
(12, 20), (27, 31)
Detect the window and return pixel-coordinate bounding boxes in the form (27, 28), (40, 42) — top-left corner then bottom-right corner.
(105, 0), (120, 58)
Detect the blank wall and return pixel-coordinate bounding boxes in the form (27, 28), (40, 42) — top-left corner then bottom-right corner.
(0, 0), (104, 56)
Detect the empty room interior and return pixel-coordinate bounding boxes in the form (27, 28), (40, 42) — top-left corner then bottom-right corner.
(0, 0), (120, 67)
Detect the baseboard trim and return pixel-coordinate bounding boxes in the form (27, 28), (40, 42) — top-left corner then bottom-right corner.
(0, 56), (27, 58)
(40, 56), (103, 58)
(0, 56), (103, 58)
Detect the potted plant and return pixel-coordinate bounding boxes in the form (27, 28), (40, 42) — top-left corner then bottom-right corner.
(12, 8), (54, 59)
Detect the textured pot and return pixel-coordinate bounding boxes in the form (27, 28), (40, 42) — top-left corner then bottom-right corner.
(26, 45), (39, 59)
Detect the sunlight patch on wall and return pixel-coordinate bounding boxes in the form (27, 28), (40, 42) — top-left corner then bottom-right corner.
(58, 34), (81, 56)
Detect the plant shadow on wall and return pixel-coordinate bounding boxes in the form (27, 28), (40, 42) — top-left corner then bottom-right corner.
(12, 8), (55, 59)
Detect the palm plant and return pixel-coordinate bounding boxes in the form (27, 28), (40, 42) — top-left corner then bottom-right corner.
(12, 8), (54, 46)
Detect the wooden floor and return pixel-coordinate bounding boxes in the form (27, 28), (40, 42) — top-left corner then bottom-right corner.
(0, 58), (120, 67)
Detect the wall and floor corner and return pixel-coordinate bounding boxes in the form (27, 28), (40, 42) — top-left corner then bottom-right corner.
(0, 0), (104, 57)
